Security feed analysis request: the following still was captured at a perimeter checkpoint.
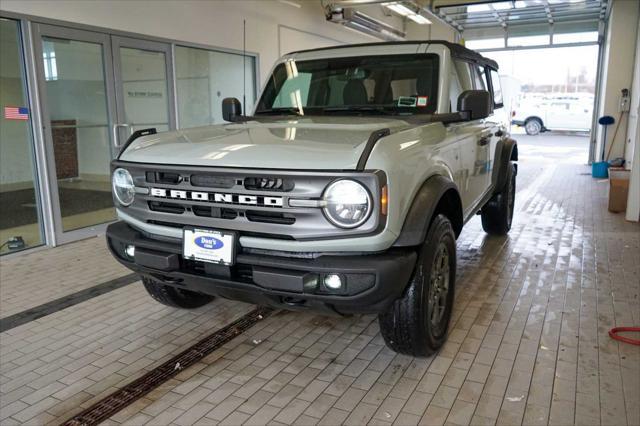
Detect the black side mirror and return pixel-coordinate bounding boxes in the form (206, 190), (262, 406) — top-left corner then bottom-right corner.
(457, 90), (492, 120)
(222, 97), (242, 122)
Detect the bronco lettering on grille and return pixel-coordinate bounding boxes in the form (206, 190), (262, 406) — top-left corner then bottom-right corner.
(149, 188), (283, 207)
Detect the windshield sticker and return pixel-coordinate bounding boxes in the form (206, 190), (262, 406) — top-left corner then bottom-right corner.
(417, 96), (428, 107)
(398, 97), (417, 107)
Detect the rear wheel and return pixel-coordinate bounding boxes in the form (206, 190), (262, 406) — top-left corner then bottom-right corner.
(481, 162), (516, 235)
(142, 277), (214, 308)
(524, 118), (543, 135)
(378, 214), (456, 357)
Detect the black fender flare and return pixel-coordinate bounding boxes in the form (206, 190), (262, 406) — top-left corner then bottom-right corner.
(491, 137), (518, 194)
(393, 175), (463, 247)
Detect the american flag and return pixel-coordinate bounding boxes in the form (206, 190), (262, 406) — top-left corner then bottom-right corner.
(4, 106), (29, 120)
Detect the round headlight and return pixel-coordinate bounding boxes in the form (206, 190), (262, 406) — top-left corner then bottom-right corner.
(323, 179), (372, 228)
(112, 168), (135, 206)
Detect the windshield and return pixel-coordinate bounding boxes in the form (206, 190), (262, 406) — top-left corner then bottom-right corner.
(255, 54), (439, 116)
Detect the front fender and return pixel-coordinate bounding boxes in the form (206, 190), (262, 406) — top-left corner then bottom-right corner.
(393, 175), (463, 247)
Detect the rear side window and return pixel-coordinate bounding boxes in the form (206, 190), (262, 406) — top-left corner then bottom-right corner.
(489, 69), (504, 108)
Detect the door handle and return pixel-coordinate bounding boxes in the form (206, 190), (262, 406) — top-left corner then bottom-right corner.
(112, 123), (132, 148)
(478, 137), (489, 146)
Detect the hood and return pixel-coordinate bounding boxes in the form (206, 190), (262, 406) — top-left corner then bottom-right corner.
(119, 116), (411, 170)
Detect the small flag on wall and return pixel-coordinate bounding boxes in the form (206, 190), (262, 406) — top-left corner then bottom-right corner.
(4, 106), (29, 120)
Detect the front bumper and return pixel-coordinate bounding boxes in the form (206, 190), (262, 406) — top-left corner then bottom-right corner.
(106, 221), (416, 315)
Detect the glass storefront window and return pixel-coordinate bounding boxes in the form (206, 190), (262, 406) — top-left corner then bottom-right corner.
(42, 36), (116, 232)
(175, 45), (256, 128)
(0, 18), (44, 255)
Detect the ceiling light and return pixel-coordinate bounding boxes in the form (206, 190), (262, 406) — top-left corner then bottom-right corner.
(491, 2), (513, 10)
(407, 13), (431, 24)
(383, 2), (415, 17)
(383, 2), (431, 25)
(467, 4), (491, 13)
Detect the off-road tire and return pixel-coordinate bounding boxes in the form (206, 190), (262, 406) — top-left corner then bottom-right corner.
(524, 118), (543, 135)
(481, 162), (516, 235)
(142, 277), (214, 308)
(378, 214), (456, 357)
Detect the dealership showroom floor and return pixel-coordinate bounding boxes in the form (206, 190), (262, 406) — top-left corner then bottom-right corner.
(2, 0), (640, 425)
(1, 134), (638, 425)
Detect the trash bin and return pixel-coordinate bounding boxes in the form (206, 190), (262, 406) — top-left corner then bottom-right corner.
(608, 168), (630, 213)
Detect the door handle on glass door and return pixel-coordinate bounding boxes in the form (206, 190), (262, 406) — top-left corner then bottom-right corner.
(112, 123), (132, 148)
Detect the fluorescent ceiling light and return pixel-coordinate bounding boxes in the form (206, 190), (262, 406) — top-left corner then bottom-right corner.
(514, 1), (527, 8)
(467, 4), (491, 13)
(491, 2), (513, 10)
(407, 13), (431, 24)
(383, 3), (415, 17)
(383, 2), (431, 24)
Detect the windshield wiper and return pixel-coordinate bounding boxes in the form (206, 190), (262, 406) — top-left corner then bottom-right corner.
(254, 107), (303, 116)
(321, 106), (397, 115)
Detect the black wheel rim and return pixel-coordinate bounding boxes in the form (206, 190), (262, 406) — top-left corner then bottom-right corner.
(428, 242), (450, 332)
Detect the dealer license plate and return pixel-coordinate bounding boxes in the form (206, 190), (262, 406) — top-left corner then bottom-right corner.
(183, 228), (236, 266)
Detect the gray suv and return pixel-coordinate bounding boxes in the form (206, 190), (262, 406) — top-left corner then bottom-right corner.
(106, 40), (518, 356)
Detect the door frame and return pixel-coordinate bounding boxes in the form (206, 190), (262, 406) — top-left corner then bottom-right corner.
(111, 36), (177, 148)
(32, 23), (118, 245)
(2, 9), (261, 253)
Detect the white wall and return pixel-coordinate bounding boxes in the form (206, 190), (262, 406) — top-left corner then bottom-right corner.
(1, 0), (402, 85)
(625, 14), (640, 222)
(625, 15), (640, 168)
(594, 0), (640, 162)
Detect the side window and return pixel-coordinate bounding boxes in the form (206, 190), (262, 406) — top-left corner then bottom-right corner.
(472, 65), (487, 91)
(489, 69), (503, 108)
(449, 70), (462, 112)
(451, 60), (473, 112)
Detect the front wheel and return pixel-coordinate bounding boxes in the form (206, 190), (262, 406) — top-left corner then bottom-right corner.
(524, 118), (543, 135)
(142, 277), (214, 308)
(378, 214), (456, 357)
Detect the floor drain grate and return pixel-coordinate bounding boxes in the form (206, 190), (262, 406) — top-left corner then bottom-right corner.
(61, 306), (275, 426)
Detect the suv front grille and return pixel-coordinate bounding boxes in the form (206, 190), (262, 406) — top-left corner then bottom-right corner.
(117, 162), (384, 241)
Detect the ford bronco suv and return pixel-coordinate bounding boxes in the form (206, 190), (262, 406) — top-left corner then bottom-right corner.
(106, 41), (517, 356)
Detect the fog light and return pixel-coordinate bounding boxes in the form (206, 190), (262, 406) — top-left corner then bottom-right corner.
(324, 274), (343, 290)
(125, 245), (135, 258)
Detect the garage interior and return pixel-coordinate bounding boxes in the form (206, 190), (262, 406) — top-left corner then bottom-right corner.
(0, 0), (639, 425)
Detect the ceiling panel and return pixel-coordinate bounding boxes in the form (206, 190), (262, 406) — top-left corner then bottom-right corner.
(435, 0), (607, 39)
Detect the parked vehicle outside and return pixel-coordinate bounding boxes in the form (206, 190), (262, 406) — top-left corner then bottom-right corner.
(512, 92), (594, 135)
(106, 41), (518, 356)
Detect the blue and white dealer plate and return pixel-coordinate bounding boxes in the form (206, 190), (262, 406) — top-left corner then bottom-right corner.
(183, 228), (235, 265)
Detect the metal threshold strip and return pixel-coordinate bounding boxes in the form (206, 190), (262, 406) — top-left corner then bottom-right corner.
(61, 306), (275, 426)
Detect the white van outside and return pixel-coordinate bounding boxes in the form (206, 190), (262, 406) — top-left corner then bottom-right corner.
(512, 93), (594, 135)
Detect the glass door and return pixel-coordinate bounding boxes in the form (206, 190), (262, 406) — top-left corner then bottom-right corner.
(0, 18), (44, 255)
(33, 24), (118, 243)
(111, 36), (175, 147)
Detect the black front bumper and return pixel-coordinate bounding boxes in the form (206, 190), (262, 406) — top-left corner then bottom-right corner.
(106, 221), (417, 315)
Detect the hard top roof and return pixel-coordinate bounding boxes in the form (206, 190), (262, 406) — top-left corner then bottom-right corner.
(287, 40), (499, 70)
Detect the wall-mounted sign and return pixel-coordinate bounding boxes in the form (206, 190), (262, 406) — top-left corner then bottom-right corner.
(4, 106), (29, 120)
(127, 91), (163, 98)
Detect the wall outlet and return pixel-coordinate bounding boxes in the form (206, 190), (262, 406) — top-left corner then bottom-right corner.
(619, 88), (631, 112)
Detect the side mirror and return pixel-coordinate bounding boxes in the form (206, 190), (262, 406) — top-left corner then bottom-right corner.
(457, 90), (492, 120)
(222, 97), (242, 122)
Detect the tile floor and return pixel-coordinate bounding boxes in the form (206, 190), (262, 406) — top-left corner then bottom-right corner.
(0, 134), (638, 425)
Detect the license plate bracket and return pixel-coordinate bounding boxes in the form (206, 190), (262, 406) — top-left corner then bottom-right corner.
(183, 228), (236, 266)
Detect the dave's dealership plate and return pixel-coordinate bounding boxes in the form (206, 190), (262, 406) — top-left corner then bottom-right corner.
(183, 228), (235, 266)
